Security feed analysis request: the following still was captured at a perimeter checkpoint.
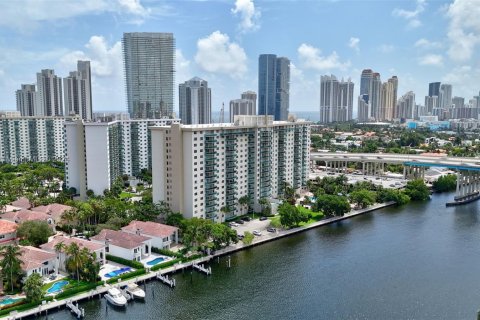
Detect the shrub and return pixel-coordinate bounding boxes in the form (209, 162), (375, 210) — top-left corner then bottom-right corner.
(151, 247), (183, 258)
(106, 254), (144, 269)
(55, 281), (104, 300)
(105, 269), (146, 284)
(151, 258), (181, 271)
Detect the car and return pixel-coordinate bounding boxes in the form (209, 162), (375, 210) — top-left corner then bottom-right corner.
(252, 230), (262, 236)
(241, 216), (251, 221)
(259, 216), (268, 221)
(229, 222), (238, 227)
(267, 227), (276, 233)
(237, 234), (244, 240)
(236, 220), (245, 224)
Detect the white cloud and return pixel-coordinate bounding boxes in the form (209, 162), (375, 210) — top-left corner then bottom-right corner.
(446, 0), (480, 62)
(378, 44), (395, 53)
(414, 38), (442, 49)
(418, 54), (443, 66)
(0, 0), (152, 31)
(297, 43), (350, 71)
(60, 36), (122, 78)
(194, 31), (247, 78)
(348, 37), (360, 52)
(231, 0), (261, 33)
(393, 0), (426, 29)
(442, 65), (480, 97)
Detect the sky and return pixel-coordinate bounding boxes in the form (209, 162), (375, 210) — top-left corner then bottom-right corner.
(0, 0), (479, 117)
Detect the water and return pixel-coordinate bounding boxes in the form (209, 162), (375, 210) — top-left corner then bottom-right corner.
(41, 193), (480, 319)
(0, 297), (21, 307)
(105, 267), (131, 278)
(46, 280), (69, 294)
(146, 257), (166, 266)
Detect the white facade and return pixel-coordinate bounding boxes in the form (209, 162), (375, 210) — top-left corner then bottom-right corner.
(65, 118), (180, 198)
(151, 115), (311, 222)
(0, 117), (68, 165)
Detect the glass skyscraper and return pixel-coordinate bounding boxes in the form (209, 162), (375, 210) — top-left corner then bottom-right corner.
(258, 54), (290, 121)
(123, 32), (175, 119)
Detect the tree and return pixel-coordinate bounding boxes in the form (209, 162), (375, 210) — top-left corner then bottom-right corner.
(79, 248), (100, 282)
(242, 232), (254, 245)
(0, 245), (23, 292)
(65, 243), (82, 281)
(278, 203), (309, 228)
(238, 195), (250, 213)
(404, 179), (430, 201)
(54, 241), (66, 272)
(16, 220), (53, 247)
(349, 190), (376, 209)
(165, 212), (185, 227)
(181, 218), (212, 249)
(316, 194), (350, 217)
(433, 174), (457, 193)
(23, 273), (44, 303)
(210, 223), (237, 250)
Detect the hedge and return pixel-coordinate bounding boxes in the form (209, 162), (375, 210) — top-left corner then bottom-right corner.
(106, 254), (145, 269)
(55, 281), (104, 300)
(105, 269), (146, 284)
(0, 296), (53, 317)
(151, 247), (183, 258)
(150, 258), (181, 271)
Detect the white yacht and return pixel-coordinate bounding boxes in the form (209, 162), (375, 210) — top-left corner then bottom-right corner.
(125, 283), (146, 300)
(105, 288), (127, 307)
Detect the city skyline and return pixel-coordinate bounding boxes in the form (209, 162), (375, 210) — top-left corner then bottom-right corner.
(0, 0), (478, 116)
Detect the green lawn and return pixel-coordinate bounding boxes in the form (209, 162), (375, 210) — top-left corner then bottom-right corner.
(41, 278), (88, 293)
(269, 207), (324, 229)
(120, 191), (136, 199)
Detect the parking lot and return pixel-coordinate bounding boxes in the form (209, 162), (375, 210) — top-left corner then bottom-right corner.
(309, 170), (408, 189)
(230, 217), (276, 238)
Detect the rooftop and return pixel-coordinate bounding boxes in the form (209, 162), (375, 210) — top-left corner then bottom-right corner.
(33, 203), (73, 220)
(40, 235), (105, 252)
(92, 229), (151, 249)
(20, 246), (56, 271)
(0, 220), (17, 234)
(1, 209), (52, 224)
(121, 221), (178, 239)
(10, 197), (31, 209)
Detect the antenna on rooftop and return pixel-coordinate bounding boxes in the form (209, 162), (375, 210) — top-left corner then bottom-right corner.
(220, 102), (224, 123)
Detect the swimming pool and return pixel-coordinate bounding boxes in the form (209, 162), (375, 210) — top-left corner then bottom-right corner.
(146, 257), (166, 266)
(47, 280), (69, 294)
(0, 297), (22, 307)
(105, 267), (132, 278)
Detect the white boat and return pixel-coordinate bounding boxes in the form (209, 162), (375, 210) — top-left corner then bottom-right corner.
(105, 288), (127, 307)
(125, 283), (145, 300)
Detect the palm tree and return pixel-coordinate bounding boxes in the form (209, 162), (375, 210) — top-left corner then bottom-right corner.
(54, 241), (66, 273)
(0, 245), (22, 292)
(238, 195), (250, 213)
(66, 243), (82, 282)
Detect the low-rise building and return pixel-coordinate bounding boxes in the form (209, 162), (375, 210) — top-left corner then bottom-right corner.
(32, 204), (73, 225)
(40, 236), (106, 271)
(0, 220), (18, 246)
(1, 209), (54, 225)
(121, 221), (178, 249)
(91, 229), (152, 262)
(10, 197), (31, 210)
(19, 246), (58, 278)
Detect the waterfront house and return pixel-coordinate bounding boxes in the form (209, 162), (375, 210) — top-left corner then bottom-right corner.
(121, 220), (178, 249)
(0, 220), (18, 246)
(40, 236), (106, 271)
(0, 209), (54, 225)
(32, 203), (73, 225)
(91, 229), (152, 262)
(10, 197), (31, 210)
(19, 246), (58, 278)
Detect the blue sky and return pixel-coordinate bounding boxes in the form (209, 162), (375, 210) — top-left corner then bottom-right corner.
(0, 0), (479, 116)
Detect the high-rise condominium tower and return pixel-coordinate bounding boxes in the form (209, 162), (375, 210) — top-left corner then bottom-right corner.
(63, 61), (92, 120)
(179, 77), (211, 125)
(428, 82), (441, 97)
(230, 91), (257, 122)
(319, 75), (354, 123)
(439, 84), (453, 109)
(16, 84), (38, 116)
(370, 73), (382, 120)
(258, 54), (290, 121)
(123, 32), (175, 119)
(241, 91), (257, 112)
(396, 91), (415, 119)
(360, 69), (373, 104)
(36, 69), (63, 116)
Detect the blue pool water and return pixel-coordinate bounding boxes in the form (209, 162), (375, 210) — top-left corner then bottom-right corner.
(105, 267), (131, 278)
(0, 297), (21, 307)
(146, 257), (166, 266)
(47, 280), (69, 294)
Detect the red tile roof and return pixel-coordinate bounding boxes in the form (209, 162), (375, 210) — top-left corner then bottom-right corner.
(19, 246), (56, 271)
(0, 220), (17, 234)
(10, 197), (31, 209)
(40, 235), (105, 253)
(1, 205), (23, 213)
(91, 229), (151, 250)
(33, 204), (73, 221)
(1, 209), (52, 224)
(122, 221), (178, 239)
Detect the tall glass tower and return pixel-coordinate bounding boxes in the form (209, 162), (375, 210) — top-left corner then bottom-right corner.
(258, 54), (290, 121)
(123, 32), (175, 119)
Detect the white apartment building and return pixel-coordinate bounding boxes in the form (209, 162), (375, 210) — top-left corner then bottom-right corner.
(65, 118), (180, 198)
(151, 115), (311, 222)
(0, 116), (69, 165)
